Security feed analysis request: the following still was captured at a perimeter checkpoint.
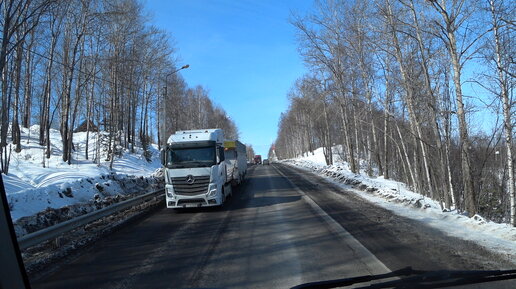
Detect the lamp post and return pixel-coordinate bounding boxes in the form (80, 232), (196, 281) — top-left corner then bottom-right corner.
(164, 64), (189, 98)
(162, 64), (189, 145)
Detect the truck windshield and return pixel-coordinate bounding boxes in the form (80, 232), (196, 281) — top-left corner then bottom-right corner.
(166, 146), (216, 168)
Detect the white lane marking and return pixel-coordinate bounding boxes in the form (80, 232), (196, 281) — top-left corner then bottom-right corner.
(274, 165), (392, 275)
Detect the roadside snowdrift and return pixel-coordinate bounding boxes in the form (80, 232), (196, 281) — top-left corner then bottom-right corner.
(282, 147), (516, 264)
(4, 125), (163, 232)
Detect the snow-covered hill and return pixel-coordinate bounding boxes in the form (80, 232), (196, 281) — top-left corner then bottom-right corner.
(5, 125), (162, 222)
(282, 146), (516, 266)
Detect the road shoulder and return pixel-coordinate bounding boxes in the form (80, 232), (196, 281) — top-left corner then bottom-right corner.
(275, 163), (514, 271)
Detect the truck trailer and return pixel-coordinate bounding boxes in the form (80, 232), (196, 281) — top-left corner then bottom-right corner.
(160, 129), (232, 208)
(224, 140), (247, 186)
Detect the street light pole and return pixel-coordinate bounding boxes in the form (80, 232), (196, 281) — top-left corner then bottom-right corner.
(164, 64), (189, 98)
(163, 64), (189, 143)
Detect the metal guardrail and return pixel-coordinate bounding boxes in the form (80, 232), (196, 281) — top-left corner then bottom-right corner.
(17, 189), (164, 250)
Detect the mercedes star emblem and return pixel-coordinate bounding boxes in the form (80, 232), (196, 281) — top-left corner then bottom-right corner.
(186, 175), (195, 184)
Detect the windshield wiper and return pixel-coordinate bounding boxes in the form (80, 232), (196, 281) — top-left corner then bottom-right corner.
(168, 164), (185, 168)
(182, 161), (211, 167)
(291, 267), (516, 289)
(168, 161), (209, 168)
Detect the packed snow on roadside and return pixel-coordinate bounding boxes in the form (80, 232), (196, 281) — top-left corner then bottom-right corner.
(282, 146), (516, 264)
(4, 125), (163, 227)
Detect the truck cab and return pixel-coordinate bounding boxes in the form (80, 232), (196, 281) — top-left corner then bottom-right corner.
(160, 129), (231, 208)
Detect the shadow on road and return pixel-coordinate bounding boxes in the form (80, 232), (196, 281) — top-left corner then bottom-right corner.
(173, 165), (302, 214)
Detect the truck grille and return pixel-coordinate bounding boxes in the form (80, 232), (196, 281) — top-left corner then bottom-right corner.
(171, 175), (210, 196)
(177, 199), (206, 206)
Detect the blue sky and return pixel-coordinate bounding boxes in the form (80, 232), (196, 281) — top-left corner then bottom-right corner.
(145, 0), (312, 157)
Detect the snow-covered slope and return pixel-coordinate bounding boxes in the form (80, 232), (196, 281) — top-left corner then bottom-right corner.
(282, 147), (516, 265)
(5, 125), (162, 222)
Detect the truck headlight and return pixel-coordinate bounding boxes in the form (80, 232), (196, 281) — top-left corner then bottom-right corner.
(207, 184), (217, 197)
(166, 186), (174, 198)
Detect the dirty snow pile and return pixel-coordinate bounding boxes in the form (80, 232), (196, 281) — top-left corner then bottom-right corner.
(282, 146), (516, 264)
(4, 125), (163, 231)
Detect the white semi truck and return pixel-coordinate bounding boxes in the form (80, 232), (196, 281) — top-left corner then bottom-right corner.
(160, 129), (245, 208)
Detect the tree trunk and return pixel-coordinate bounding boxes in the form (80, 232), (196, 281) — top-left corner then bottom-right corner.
(22, 29), (35, 129)
(429, 0), (477, 216)
(396, 121), (417, 189)
(386, 0), (433, 197)
(338, 100), (357, 173)
(85, 53), (96, 160)
(322, 92), (333, 165)
(41, 17), (59, 160)
(382, 63), (392, 180)
(489, 0), (515, 225)
(449, 29), (476, 216)
(12, 31), (24, 153)
(408, 0), (447, 208)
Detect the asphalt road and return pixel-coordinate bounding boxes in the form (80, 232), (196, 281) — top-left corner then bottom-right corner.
(30, 164), (516, 289)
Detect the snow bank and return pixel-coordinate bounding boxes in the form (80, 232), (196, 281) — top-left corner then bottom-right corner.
(4, 125), (163, 222)
(283, 147), (516, 264)
(11, 173), (163, 238)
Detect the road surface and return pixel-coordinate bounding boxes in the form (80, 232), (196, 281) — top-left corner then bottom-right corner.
(30, 164), (515, 288)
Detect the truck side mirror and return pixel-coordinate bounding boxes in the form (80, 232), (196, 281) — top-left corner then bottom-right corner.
(160, 149), (166, 166)
(218, 146), (225, 163)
